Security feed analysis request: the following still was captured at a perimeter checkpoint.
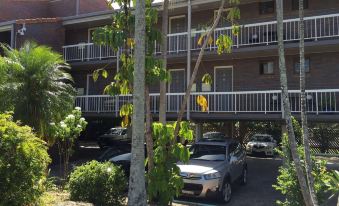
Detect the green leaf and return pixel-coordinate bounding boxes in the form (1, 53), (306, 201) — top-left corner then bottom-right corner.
(202, 73), (212, 85)
(93, 69), (100, 82)
(102, 69), (108, 79)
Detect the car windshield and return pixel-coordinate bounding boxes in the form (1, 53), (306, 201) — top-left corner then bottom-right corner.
(202, 132), (225, 141)
(251, 136), (272, 142)
(107, 128), (124, 135)
(190, 144), (226, 161)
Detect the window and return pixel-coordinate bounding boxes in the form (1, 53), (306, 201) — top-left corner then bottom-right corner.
(260, 61), (274, 75)
(259, 1), (275, 15)
(292, 0), (308, 10)
(294, 58), (310, 73)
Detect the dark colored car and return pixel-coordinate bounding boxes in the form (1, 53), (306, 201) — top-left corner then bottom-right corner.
(97, 127), (130, 148)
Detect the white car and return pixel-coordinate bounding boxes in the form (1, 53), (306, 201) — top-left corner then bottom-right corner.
(177, 138), (247, 203)
(246, 134), (277, 156)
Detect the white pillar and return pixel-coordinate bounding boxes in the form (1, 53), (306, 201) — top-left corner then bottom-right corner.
(186, 0), (191, 120)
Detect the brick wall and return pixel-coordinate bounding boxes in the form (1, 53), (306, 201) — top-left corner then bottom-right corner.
(15, 20), (65, 52)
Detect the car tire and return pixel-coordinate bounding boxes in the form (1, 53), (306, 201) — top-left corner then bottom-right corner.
(220, 179), (232, 203)
(240, 167), (247, 185)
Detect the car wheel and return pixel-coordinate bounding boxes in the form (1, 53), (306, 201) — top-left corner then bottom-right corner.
(240, 167), (247, 185)
(221, 179), (232, 203)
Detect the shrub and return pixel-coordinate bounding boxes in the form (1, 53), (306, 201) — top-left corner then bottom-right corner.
(68, 160), (127, 206)
(273, 119), (331, 206)
(0, 113), (50, 206)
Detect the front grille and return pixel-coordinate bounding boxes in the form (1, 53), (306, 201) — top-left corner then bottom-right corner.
(183, 183), (203, 195)
(254, 145), (265, 149)
(180, 173), (202, 180)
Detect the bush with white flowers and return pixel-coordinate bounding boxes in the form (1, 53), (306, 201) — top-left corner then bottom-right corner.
(50, 107), (87, 180)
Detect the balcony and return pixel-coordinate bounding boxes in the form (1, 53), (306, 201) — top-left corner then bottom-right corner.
(63, 13), (339, 62)
(75, 89), (339, 120)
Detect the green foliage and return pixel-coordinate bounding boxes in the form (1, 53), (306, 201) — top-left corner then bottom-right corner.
(119, 103), (133, 127)
(0, 41), (75, 139)
(68, 160), (127, 206)
(216, 34), (233, 54)
(324, 170), (339, 194)
(147, 121), (193, 205)
(92, 0), (169, 128)
(273, 128), (331, 206)
(0, 113), (50, 206)
(50, 107), (87, 179)
(202, 73), (212, 85)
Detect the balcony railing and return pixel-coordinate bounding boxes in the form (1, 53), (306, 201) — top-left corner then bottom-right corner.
(75, 89), (339, 116)
(63, 13), (339, 62)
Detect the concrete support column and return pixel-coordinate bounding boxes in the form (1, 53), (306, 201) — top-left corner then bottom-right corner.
(186, 0), (191, 120)
(195, 123), (203, 142)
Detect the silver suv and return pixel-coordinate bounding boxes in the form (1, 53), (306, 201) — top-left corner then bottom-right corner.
(177, 138), (247, 203)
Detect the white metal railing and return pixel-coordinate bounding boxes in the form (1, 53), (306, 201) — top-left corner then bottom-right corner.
(160, 13), (339, 53)
(63, 13), (339, 62)
(75, 89), (339, 115)
(63, 43), (117, 62)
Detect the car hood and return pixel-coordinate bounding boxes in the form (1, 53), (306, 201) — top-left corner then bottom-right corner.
(177, 159), (225, 174)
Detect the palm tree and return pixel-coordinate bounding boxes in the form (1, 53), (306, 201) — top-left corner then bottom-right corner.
(298, 0), (318, 205)
(0, 41), (75, 141)
(275, 1), (314, 205)
(128, 0), (147, 204)
(159, 0), (169, 124)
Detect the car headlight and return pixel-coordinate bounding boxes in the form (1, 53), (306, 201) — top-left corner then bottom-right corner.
(204, 172), (221, 180)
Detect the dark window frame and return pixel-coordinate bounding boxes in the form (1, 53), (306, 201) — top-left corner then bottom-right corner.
(260, 61), (275, 75)
(259, 1), (275, 15)
(292, 0), (309, 11)
(294, 58), (311, 74)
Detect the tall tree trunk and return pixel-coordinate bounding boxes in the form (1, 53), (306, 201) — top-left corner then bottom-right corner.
(145, 86), (154, 171)
(299, 0), (318, 204)
(276, 1), (314, 206)
(173, 0), (227, 138)
(159, 0), (169, 124)
(128, 0), (147, 204)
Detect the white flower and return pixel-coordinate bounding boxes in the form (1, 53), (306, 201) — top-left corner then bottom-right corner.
(75, 107), (81, 111)
(80, 117), (85, 121)
(107, 167), (112, 173)
(67, 114), (75, 119)
(50, 122), (55, 126)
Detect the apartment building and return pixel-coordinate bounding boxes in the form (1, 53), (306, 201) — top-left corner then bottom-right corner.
(1, 0), (339, 136)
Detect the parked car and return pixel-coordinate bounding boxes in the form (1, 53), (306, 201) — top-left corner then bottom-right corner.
(202, 131), (229, 141)
(97, 146), (131, 162)
(97, 127), (129, 148)
(108, 145), (147, 176)
(246, 134), (277, 156)
(176, 138), (247, 203)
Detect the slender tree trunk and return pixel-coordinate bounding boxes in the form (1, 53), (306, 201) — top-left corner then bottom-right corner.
(145, 86), (154, 171)
(299, 0), (318, 204)
(128, 0), (147, 204)
(173, 0), (227, 138)
(159, 0), (169, 124)
(276, 1), (314, 206)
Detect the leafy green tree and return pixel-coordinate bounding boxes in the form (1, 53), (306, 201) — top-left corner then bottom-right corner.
(273, 134), (331, 206)
(148, 121), (193, 205)
(0, 42), (75, 140)
(93, 0), (168, 199)
(0, 113), (50, 206)
(50, 107), (87, 180)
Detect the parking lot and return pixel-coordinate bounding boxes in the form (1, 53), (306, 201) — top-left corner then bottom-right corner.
(174, 156), (283, 206)
(52, 142), (337, 206)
